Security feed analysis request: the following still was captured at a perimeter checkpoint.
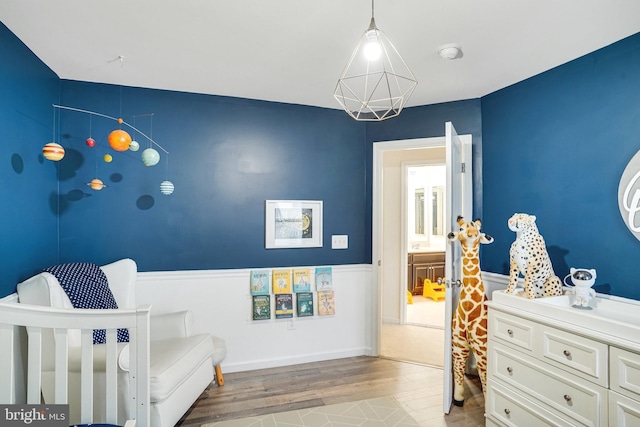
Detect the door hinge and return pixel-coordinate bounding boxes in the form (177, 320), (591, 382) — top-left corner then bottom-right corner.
(461, 162), (466, 173)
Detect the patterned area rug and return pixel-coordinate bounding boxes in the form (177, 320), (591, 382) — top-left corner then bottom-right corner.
(200, 396), (419, 427)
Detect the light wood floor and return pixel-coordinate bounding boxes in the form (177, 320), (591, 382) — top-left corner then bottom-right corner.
(177, 356), (486, 427)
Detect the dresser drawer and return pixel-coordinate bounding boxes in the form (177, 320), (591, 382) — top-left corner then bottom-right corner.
(539, 326), (608, 386)
(611, 346), (640, 402)
(489, 310), (535, 352)
(609, 390), (640, 426)
(489, 343), (607, 426)
(486, 379), (575, 427)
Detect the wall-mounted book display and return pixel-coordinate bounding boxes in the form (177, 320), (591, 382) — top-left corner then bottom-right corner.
(250, 268), (334, 321)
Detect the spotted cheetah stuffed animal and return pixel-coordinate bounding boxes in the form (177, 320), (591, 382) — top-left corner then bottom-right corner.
(506, 213), (563, 298)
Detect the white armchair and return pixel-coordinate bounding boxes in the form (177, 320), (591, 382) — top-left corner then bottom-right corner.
(16, 258), (226, 427)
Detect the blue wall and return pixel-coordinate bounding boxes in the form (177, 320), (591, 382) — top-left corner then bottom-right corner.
(0, 22), (60, 296)
(57, 82), (369, 271)
(481, 32), (640, 300)
(54, 86), (483, 275)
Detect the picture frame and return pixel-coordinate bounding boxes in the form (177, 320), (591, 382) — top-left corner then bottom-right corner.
(265, 200), (323, 249)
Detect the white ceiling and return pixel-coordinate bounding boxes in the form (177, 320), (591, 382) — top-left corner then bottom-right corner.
(2, 1), (639, 110)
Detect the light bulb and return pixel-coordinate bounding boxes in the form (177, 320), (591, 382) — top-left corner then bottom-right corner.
(363, 29), (381, 61)
(364, 41), (382, 61)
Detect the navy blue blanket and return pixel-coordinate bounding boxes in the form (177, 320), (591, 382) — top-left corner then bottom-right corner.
(44, 262), (129, 344)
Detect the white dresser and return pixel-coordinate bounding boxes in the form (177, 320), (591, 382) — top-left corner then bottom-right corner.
(486, 290), (640, 427)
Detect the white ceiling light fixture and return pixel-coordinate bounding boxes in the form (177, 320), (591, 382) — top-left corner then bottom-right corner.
(438, 43), (462, 60)
(334, 0), (417, 121)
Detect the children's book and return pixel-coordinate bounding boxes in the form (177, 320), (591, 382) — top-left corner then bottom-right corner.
(317, 290), (335, 316)
(296, 292), (314, 317)
(252, 295), (271, 320)
(250, 269), (271, 295)
(315, 267), (333, 291)
(275, 293), (293, 318)
(272, 269), (292, 294)
(292, 268), (311, 293)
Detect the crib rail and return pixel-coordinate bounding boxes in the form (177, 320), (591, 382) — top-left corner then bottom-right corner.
(0, 302), (150, 426)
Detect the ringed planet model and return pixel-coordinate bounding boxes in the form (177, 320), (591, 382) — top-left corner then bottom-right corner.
(87, 178), (107, 190)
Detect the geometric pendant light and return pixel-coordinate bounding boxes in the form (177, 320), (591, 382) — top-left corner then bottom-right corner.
(334, 0), (417, 121)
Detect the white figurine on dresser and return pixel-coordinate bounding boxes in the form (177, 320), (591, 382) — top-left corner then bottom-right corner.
(486, 290), (640, 427)
(564, 267), (597, 309)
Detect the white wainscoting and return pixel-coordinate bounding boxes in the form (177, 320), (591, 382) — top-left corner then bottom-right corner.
(482, 271), (510, 299)
(136, 264), (374, 373)
(2, 268), (510, 398)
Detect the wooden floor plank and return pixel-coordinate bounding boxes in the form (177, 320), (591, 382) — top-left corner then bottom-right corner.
(176, 356), (485, 427)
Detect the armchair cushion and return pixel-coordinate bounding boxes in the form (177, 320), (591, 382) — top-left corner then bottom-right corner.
(118, 334), (214, 402)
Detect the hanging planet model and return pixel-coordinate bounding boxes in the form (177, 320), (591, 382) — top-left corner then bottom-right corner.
(108, 129), (132, 152)
(160, 180), (175, 195)
(43, 142), (65, 161)
(88, 178), (106, 190)
(141, 148), (160, 166)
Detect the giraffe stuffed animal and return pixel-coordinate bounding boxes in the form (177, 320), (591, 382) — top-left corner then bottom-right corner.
(448, 216), (494, 406)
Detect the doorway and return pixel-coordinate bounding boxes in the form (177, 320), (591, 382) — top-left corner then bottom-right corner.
(372, 131), (472, 372)
(405, 163), (446, 330)
(375, 139), (447, 367)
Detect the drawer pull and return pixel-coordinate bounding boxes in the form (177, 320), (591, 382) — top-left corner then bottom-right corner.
(507, 329), (513, 336)
(504, 408), (511, 415)
(506, 367), (513, 374)
(563, 350), (571, 357)
(563, 394), (572, 403)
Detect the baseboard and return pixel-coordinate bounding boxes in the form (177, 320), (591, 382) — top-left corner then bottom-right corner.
(223, 347), (371, 373)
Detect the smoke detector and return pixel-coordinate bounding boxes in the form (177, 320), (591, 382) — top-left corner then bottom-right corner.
(438, 43), (462, 60)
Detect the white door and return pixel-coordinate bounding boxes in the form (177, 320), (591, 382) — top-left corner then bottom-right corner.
(442, 121), (471, 413)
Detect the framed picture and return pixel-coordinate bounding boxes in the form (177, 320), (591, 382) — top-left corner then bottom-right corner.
(265, 200), (323, 249)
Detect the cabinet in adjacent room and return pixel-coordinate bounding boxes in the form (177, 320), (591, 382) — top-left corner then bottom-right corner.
(407, 252), (445, 295)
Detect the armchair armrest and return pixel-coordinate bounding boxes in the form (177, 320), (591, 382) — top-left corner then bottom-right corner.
(150, 310), (193, 340)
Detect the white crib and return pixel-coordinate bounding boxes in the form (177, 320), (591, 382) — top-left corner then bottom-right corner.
(0, 301), (150, 426)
